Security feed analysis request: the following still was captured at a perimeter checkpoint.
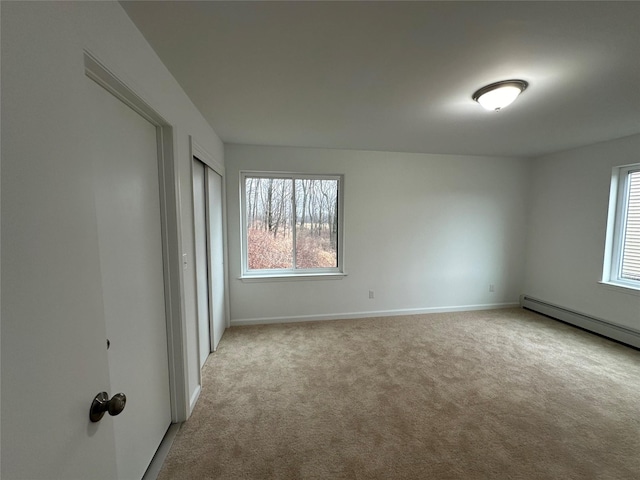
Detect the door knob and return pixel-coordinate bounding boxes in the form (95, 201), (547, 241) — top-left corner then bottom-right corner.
(90, 392), (127, 422)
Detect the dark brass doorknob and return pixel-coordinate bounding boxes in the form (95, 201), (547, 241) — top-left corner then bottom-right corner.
(90, 392), (127, 422)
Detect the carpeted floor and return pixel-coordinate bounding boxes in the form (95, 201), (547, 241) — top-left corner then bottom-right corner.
(158, 308), (640, 479)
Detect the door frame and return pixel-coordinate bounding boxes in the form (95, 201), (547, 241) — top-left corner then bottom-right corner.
(84, 51), (190, 423)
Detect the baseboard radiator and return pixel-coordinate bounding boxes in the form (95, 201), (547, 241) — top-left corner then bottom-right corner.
(520, 294), (640, 349)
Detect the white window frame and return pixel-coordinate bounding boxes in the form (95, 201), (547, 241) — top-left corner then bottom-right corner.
(240, 171), (345, 280)
(602, 163), (640, 291)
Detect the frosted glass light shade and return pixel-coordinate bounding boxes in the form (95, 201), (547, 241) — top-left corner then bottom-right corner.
(473, 80), (528, 111)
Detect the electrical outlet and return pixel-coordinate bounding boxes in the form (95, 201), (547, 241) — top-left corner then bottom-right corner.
(489, 284), (495, 293)
(368, 290), (374, 299)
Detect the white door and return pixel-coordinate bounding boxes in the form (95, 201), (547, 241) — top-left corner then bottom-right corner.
(207, 168), (226, 351)
(88, 78), (172, 479)
(193, 159), (226, 361)
(193, 159), (211, 367)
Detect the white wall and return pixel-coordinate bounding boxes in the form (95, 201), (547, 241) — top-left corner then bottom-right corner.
(523, 134), (640, 330)
(226, 145), (531, 324)
(1, 2), (222, 477)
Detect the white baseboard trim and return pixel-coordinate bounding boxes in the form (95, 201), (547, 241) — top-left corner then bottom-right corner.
(520, 294), (640, 349)
(188, 384), (201, 415)
(230, 302), (520, 326)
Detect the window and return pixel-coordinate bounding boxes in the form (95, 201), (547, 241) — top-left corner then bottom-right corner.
(241, 172), (343, 277)
(603, 163), (640, 289)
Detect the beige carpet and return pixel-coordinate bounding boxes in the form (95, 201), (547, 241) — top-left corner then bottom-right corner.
(158, 308), (640, 479)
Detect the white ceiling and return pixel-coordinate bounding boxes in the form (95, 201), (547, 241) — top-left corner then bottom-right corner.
(121, 1), (640, 158)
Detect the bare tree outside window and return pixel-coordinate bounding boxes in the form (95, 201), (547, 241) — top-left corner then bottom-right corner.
(244, 175), (340, 271)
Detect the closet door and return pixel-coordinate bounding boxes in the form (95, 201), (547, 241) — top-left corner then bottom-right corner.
(207, 168), (226, 351)
(193, 158), (211, 367)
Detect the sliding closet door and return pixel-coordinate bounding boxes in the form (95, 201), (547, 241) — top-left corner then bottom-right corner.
(192, 159), (211, 368)
(207, 168), (225, 351)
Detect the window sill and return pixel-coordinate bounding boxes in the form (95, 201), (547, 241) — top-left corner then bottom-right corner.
(239, 272), (348, 283)
(598, 280), (640, 296)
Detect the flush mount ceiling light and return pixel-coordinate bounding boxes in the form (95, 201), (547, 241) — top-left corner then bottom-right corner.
(472, 79), (528, 112)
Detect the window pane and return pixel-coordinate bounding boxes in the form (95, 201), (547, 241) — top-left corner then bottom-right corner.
(295, 179), (338, 268)
(245, 177), (293, 269)
(621, 171), (640, 281)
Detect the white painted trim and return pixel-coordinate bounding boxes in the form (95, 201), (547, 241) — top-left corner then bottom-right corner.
(168, 127), (191, 423)
(230, 302), (519, 326)
(189, 384), (202, 415)
(520, 294), (640, 348)
(191, 136), (224, 176)
(84, 51), (190, 423)
(598, 280), (640, 296)
(239, 272), (348, 282)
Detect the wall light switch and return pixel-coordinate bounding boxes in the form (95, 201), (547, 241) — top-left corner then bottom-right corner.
(183, 253), (188, 270)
